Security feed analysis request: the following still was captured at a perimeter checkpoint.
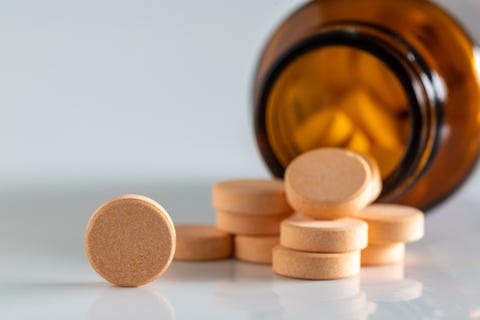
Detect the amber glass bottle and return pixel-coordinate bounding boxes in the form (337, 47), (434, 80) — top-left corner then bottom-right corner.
(253, 0), (480, 210)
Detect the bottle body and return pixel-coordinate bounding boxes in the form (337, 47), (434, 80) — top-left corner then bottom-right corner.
(253, 0), (480, 210)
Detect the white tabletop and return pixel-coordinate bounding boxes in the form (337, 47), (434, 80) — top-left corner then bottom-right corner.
(1, 167), (480, 320)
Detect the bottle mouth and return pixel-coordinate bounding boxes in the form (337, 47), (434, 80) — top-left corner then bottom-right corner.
(254, 21), (443, 201)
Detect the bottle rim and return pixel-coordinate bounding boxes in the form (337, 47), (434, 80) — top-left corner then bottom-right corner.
(254, 21), (444, 202)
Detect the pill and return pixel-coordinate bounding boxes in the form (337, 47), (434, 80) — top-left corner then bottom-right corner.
(361, 243), (405, 265)
(358, 154), (383, 202)
(212, 179), (292, 214)
(234, 235), (279, 264)
(294, 108), (336, 151)
(354, 204), (424, 243)
(280, 216), (368, 253)
(273, 245), (360, 280)
(294, 109), (355, 152)
(346, 128), (371, 155)
(342, 89), (402, 149)
(174, 224), (232, 261)
(216, 210), (289, 235)
(319, 110), (355, 147)
(285, 148), (373, 219)
(85, 194), (175, 287)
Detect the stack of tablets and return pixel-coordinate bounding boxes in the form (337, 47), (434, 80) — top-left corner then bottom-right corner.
(172, 147), (424, 278)
(275, 215), (368, 280)
(355, 204), (424, 265)
(272, 148), (379, 279)
(212, 179), (294, 264)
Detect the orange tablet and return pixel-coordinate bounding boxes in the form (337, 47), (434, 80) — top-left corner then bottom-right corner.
(361, 243), (405, 265)
(235, 235), (279, 264)
(273, 246), (360, 280)
(281, 216), (368, 253)
(174, 224), (232, 261)
(285, 148), (373, 219)
(85, 195), (175, 287)
(212, 179), (292, 214)
(355, 204), (424, 243)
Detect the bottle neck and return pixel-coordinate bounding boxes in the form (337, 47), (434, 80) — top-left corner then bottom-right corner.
(255, 21), (443, 201)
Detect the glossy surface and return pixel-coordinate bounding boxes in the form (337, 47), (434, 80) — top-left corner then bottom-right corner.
(2, 171), (480, 319)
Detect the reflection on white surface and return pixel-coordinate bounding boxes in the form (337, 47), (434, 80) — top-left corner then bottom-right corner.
(213, 262), (278, 313)
(359, 263), (426, 319)
(284, 301), (376, 320)
(361, 264), (423, 302)
(161, 260), (377, 319)
(360, 263), (405, 282)
(279, 291), (372, 320)
(272, 276), (374, 319)
(232, 261), (275, 281)
(0, 282), (107, 319)
(362, 278), (423, 303)
(272, 275), (360, 300)
(214, 280), (280, 313)
(88, 286), (175, 320)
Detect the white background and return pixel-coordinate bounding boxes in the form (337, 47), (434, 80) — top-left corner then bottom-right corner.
(0, 0), (306, 186)
(1, 0), (479, 187)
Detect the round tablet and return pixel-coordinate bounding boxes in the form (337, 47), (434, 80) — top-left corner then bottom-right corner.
(174, 224), (232, 261)
(216, 210), (290, 235)
(212, 179), (292, 214)
(354, 204), (424, 243)
(280, 216), (368, 253)
(272, 246), (360, 280)
(85, 194), (175, 287)
(359, 154), (382, 203)
(361, 243), (405, 265)
(235, 235), (279, 264)
(285, 148), (373, 219)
